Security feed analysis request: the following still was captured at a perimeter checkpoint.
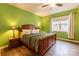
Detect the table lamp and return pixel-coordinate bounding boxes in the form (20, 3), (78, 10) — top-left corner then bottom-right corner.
(11, 26), (16, 38)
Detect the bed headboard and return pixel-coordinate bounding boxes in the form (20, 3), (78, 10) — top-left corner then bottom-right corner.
(21, 24), (38, 29)
(17, 24), (40, 37)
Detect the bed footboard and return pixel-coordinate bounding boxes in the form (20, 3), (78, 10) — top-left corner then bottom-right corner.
(39, 34), (56, 56)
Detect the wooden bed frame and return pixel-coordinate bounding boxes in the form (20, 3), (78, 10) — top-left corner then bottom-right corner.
(18, 24), (56, 56)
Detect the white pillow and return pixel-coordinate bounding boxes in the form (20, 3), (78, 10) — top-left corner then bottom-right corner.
(22, 29), (32, 34)
(32, 29), (39, 33)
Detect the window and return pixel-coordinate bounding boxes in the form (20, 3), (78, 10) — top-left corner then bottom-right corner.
(60, 20), (70, 32)
(52, 16), (70, 33)
(52, 21), (60, 31)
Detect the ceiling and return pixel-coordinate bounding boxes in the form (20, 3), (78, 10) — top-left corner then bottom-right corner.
(9, 3), (79, 17)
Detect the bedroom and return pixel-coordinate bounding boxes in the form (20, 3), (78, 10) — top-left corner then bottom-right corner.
(0, 3), (79, 56)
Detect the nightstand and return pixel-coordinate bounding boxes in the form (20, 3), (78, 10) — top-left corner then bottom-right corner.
(9, 38), (22, 48)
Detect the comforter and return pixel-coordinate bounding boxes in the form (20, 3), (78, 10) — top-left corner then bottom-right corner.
(21, 33), (55, 53)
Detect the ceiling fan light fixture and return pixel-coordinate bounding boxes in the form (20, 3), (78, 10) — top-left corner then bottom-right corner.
(49, 3), (57, 7)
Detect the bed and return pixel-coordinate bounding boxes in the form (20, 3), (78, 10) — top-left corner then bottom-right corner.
(18, 24), (56, 56)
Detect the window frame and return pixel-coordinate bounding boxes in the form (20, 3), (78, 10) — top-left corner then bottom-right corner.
(51, 15), (70, 33)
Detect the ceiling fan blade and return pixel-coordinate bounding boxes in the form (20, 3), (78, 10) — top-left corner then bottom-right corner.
(56, 3), (63, 7)
(41, 4), (49, 7)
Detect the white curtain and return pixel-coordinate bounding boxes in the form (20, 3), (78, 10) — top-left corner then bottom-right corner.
(68, 13), (74, 39)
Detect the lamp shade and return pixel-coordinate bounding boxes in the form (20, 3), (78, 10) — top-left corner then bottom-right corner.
(11, 26), (16, 30)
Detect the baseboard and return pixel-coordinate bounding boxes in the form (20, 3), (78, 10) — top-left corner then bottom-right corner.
(0, 45), (8, 49)
(58, 38), (79, 44)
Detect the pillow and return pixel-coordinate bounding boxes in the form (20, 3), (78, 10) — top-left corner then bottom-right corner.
(22, 29), (32, 34)
(32, 29), (39, 33)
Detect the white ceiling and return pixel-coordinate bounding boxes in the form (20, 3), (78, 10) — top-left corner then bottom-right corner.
(9, 3), (79, 17)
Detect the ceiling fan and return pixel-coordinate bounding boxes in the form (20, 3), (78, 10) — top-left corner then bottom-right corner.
(41, 3), (63, 7)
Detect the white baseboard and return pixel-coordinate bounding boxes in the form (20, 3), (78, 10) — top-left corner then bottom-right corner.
(0, 45), (8, 49)
(58, 38), (79, 44)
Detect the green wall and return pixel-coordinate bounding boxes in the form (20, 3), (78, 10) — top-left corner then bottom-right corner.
(41, 8), (79, 41)
(0, 4), (42, 47)
(41, 16), (51, 32)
